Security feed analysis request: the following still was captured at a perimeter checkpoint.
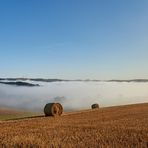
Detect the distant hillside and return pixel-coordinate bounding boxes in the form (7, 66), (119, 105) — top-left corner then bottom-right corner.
(1, 78), (148, 83)
(108, 79), (148, 82)
(0, 78), (64, 82)
(0, 81), (39, 87)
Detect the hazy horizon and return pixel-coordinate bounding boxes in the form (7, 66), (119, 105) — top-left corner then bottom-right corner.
(0, 1), (148, 112)
(0, 81), (148, 112)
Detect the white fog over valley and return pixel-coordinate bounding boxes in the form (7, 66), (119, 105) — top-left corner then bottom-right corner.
(0, 81), (148, 112)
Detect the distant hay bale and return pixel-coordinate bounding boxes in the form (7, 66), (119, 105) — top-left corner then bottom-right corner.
(91, 103), (99, 109)
(44, 103), (63, 116)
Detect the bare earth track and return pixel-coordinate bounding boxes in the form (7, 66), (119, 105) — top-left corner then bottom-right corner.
(0, 103), (148, 147)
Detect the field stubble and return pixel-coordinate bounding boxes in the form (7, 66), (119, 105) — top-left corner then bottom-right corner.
(0, 103), (148, 147)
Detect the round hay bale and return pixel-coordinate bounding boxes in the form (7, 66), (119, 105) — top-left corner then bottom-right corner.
(44, 103), (63, 116)
(91, 103), (99, 109)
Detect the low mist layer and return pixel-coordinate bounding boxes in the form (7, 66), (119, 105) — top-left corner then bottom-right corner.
(0, 81), (148, 112)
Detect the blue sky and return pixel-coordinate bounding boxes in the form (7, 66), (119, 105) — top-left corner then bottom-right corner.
(0, 0), (148, 79)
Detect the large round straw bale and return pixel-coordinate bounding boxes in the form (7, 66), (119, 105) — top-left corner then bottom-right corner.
(91, 103), (99, 109)
(44, 103), (63, 116)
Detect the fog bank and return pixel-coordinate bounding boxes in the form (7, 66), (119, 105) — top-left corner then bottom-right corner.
(0, 81), (148, 112)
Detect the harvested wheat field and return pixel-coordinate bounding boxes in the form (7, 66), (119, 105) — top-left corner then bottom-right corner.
(0, 103), (148, 148)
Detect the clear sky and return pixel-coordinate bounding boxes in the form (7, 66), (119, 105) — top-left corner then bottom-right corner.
(0, 0), (148, 79)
